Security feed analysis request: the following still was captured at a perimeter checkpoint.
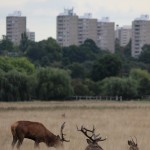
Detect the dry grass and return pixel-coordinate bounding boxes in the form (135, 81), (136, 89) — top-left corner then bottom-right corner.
(0, 100), (150, 150)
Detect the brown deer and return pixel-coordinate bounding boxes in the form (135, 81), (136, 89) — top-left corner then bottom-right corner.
(128, 137), (139, 150)
(11, 121), (69, 150)
(77, 125), (107, 150)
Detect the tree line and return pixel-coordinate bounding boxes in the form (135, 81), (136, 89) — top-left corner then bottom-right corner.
(0, 36), (150, 101)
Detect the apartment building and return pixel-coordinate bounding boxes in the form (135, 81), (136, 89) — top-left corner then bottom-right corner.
(6, 11), (26, 45)
(57, 9), (78, 47)
(27, 31), (35, 41)
(116, 25), (132, 47)
(97, 17), (115, 53)
(78, 13), (97, 45)
(57, 9), (115, 53)
(132, 15), (150, 58)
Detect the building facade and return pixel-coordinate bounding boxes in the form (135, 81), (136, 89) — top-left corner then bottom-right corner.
(78, 13), (98, 45)
(57, 9), (78, 47)
(27, 31), (35, 41)
(132, 15), (150, 57)
(116, 25), (132, 47)
(6, 11), (26, 45)
(97, 18), (115, 53)
(57, 9), (115, 53)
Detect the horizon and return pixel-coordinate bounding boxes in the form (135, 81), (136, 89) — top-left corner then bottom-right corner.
(0, 0), (150, 42)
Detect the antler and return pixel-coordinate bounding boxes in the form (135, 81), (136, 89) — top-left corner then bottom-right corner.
(128, 136), (138, 150)
(60, 122), (70, 142)
(129, 136), (138, 146)
(76, 125), (107, 142)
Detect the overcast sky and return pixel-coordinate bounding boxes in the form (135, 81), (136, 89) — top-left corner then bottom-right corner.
(0, 0), (150, 41)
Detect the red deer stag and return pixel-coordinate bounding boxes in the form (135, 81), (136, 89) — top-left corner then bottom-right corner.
(128, 137), (139, 150)
(11, 121), (69, 150)
(77, 125), (107, 150)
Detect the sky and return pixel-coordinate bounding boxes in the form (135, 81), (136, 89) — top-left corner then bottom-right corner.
(0, 0), (150, 41)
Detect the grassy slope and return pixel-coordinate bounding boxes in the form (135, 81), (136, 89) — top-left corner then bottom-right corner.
(0, 100), (150, 150)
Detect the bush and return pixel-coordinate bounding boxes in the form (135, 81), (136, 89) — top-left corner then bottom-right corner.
(99, 77), (138, 99)
(36, 68), (73, 100)
(130, 68), (150, 96)
(0, 70), (31, 101)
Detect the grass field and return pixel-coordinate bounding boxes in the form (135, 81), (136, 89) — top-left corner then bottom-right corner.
(0, 100), (150, 150)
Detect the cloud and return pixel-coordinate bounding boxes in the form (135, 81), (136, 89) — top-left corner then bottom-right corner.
(72, 0), (150, 16)
(0, 0), (27, 8)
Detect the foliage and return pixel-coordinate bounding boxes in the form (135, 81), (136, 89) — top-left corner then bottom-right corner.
(0, 56), (35, 74)
(139, 44), (150, 64)
(123, 40), (132, 58)
(72, 79), (98, 96)
(26, 37), (62, 66)
(36, 67), (73, 100)
(115, 39), (131, 58)
(0, 37), (13, 53)
(62, 39), (102, 66)
(71, 79), (90, 96)
(68, 63), (86, 79)
(11, 57), (35, 74)
(0, 57), (14, 72)
(130, 68), (150, 96)
(0, 70), (30, 101)
(19, 32), (30, 53)
(91, 54), (122, 81)
(99, 77), (138, 99)
(0, 36), (150, 101)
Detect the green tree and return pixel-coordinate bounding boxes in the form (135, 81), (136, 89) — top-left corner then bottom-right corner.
(36, 68), (73, 100)
(11, 57), (35, 75)
(26, 37), (62, 66)
(71, 79), (90, 96)
(0, 37), (13, 53)
(62, 39), (104, 66)
(0, 70), (31, 101)
(130, 68), (150, 96)
(62, 45), (82, 65)
(0, 56), (35, 74)
(99, 77), (138, 99)
(139, 44), (150, 64)
(68, 63), (86, 79)
(71, 79), (98, 96)
(19, 32), (30, 53)
(0, 56), (14, 72)
(91, 54), (122, 81)
(123, 39), (131, 58)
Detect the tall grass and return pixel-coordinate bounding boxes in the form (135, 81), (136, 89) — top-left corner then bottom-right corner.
(0, 100), (150, 150)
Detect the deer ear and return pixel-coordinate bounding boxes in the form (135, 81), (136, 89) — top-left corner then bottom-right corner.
(86, 139), (92, 144)
(128, 140), (131, 145)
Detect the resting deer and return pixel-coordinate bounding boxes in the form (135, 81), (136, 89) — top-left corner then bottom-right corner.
(77, 125), (107, 150)
(128, 137), (139, 150)
(11, 121), (69, 150)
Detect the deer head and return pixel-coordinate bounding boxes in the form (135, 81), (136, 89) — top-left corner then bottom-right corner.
(54, 122), (70, 149)
(77, 125), (106, 150)
(128, 137), (139, 150)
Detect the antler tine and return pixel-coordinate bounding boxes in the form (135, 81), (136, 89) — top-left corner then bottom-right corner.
(60, 122), (70, 142)
(134, 136), (137, 145)
(92, 126), (107, 142)
(93, 133), (100, 139)
(92, 129), (107, 142)
(130, 136), (135, 144)
(82, 125), (95, 134)
(77, 125), (95, 142)
(96, 136), (107, 142)
(92, 125), (95, 133)
(77, 125), (107, 142)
